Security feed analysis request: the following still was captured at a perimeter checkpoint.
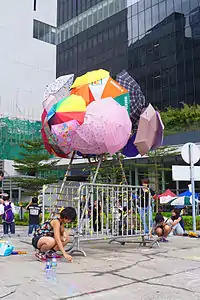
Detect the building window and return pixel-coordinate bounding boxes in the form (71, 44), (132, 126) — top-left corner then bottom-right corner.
(33, 20), (57, 45)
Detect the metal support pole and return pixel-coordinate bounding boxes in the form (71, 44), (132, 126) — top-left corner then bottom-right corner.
(58, 151), (76, 200)
(161, 170), (165, 192)
(176, 181), (179, 195)
(135, 167), (139, 186)
(92, 155), (103, 184)
(189, 144), (196, 232)
(116, 153), (128, 185)
(18, 187), (21, 204)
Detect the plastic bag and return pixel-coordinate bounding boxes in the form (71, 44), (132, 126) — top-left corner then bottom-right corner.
(0, 241), (14, 256)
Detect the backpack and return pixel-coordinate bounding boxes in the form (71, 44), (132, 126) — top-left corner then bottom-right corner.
(3, 202), (14, 223)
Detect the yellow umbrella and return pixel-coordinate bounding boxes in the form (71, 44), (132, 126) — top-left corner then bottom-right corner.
(55, 95), (86, 112)
(71, 69), (109, 88)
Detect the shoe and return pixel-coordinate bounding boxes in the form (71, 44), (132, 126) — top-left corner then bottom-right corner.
(46, 250), (62, 259)
(35, 252), (47, 262)
(160, 237), (169, 243)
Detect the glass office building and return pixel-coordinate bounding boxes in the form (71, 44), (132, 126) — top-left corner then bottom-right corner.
(57, 0), (200, 110)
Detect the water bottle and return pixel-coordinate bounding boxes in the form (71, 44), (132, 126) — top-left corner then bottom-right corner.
(51, 256), (57, 281)
(45, 259), (52, 280)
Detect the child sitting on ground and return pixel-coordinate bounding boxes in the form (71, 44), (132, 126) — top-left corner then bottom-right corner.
(150, 213), (171, 242)
(32, 206), (76, 262)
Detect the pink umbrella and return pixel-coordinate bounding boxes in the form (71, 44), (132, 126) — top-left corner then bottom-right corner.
(51, 120), (79, 155)
(134, 104), (157, 156)
(71, 98), (132, 155)
(151, 111), (164, 149)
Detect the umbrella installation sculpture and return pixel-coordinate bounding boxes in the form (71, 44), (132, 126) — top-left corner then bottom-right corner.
(41, 70), (133, 208)
(41, 69), (165, 207)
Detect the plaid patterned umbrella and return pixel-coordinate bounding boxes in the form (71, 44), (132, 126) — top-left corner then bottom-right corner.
(116, 70), (147, 130)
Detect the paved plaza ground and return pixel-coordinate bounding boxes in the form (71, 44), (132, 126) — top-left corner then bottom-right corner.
(1, 227), (200, 299)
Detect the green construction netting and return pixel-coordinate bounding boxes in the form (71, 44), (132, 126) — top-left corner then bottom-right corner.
(0, 117), (41, 160)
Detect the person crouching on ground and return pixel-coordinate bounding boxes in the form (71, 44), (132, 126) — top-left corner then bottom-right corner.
(32, 207), (76, 262)
(150, 213), (171, 242)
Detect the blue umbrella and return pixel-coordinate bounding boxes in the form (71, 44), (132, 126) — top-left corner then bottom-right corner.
(179, 190), (198, 199)
(122, 134), (139, 157)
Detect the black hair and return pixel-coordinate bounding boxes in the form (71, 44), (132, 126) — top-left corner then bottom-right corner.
(155, 213), (164, 224)
(3, 194), (10, 201)
(60, 207), (76, 222)
(0, 171), (4, 177)
(32, 197), (38, 204)
(171, 208), (181, 221)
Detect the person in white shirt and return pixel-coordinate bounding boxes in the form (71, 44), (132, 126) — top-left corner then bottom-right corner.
(0, 194), (16, 235)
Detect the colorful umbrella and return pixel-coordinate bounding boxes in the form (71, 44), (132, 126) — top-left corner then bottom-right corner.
(152, 111), (164, 149)
(170, 196), (192, 206)
(47, 94), (86, 126)
(41, 110), (68, 158)
(158, 189), (176, 204)
(116, 70), (147, 130)
(71, 98), (131, 155)
(51, 120), (79, 155)
(71, 69), (109, 88)
(71, 70), (130, 114)
(43, 74), (74, 114)
(121, 134), (139, 157)
(44, 74), (74, 101)
(134, 104), (157, 156)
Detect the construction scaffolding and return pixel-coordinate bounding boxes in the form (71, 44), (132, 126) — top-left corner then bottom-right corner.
(0, 115), (41, 160)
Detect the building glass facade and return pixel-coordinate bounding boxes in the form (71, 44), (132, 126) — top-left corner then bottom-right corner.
(57, 0), (200, 110)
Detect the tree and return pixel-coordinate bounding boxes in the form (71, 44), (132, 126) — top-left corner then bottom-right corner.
(160, 104), (200, 135)
(14, 140), (59, 196)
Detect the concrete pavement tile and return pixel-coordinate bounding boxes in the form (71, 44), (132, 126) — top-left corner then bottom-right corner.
(75, 283), (199, 300)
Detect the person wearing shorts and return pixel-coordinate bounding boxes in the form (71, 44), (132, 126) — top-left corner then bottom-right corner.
(32, 206), (76, 262)
(150, 213), (171, 242)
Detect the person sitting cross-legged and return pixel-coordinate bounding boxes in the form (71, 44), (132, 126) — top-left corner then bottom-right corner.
(150, 213), (171, 242)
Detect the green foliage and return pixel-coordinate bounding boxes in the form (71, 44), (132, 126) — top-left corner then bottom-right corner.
(14, 140), (59, 196)
(161, 104), (200, 135)
(86, 154), (129, 184)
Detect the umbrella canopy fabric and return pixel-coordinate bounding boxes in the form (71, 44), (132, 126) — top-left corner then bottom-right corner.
(71, 69), (109, 88)
(41, 110), (68, 158)
(47, 94), (86, 126)
(152, 111), (164, 149)
(51, 120), (79, 155)
(121, 134), (139, 157)
(43, 74), (74, 112)
(71, 70), (130, 114)
(71, 98), (132, 155)
(134, 104), (157, 156)
(170, 190), (199, 206)
(159, 189), (176, 204)
(170, 196), (191, 206)
(44, 74), (74, 100)
(116, 70), (147, 130)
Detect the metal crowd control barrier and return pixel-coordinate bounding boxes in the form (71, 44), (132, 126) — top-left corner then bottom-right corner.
(70, 183), (156, 256)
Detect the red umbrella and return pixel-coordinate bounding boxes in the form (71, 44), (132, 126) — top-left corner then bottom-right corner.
(158, 189), (176, 204)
